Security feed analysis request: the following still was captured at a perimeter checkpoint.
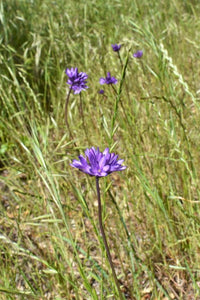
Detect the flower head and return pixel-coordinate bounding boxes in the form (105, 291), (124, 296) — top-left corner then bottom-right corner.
(99, 72), (117, 85)
(133, 50), (143, 58)
(112, 44), (121, 52)
(70, 147), (126, 177)
(66, 67), (88, 94)
(98, 89), (104, 94)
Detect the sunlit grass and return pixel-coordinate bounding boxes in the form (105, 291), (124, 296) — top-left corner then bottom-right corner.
(1, 0), (200, 299)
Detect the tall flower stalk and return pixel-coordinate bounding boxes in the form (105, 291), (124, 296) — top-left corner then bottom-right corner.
(112, 44), (131, 106)
(112, 44), (123, 69)
(71, 147), (126, 299)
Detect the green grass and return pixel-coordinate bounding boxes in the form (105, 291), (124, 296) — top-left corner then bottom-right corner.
(1, 0), (200, 299)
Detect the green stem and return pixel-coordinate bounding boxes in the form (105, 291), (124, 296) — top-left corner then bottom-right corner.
(117, 52), (131, 106)
(95, 177), (124, 300)
(110, 49), (130, 144)
(65, 87), (73, 139)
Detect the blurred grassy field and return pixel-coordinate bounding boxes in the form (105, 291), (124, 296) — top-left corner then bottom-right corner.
(1, 0), (200, 299)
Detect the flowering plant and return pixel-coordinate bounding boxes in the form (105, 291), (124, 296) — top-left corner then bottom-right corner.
(71, 147), (126, 299)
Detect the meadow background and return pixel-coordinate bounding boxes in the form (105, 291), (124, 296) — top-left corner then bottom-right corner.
(1, 0), (200, 299)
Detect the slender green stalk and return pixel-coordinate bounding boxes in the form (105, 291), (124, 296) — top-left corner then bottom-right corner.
(117, 52), (123, 69)
(117, 51), (131, 105)
(65, 86), (73, 138)
(110, 49), (130, 142)
(95, 177), (124, 300)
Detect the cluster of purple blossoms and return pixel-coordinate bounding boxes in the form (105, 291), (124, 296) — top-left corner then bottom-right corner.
(65, 67), (88, 94)
(133, 50), (143, 58)
(71, 147), (126, 177)
(98, 89), (105, 94)
(112, 44), (121, 52)
(99, 72), (118, 85)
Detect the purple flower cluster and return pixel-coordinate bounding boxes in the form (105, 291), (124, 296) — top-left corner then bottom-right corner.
(65, 67), (88, 94)
(112, 44), (121, 52)
(99, 89), (104, 94)
(71, 147), (126, 177)
(99, 72), (117, 85)
(133, 50), (143, 58)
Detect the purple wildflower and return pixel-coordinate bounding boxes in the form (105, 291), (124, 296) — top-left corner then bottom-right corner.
(99, 72), (117, 85)
(112, 44), (121, 52)
(133, 50), (143, 58)
(70, 147), (126, 177)
(98, 89), (104, 94)
(65, 67), (88, 94)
